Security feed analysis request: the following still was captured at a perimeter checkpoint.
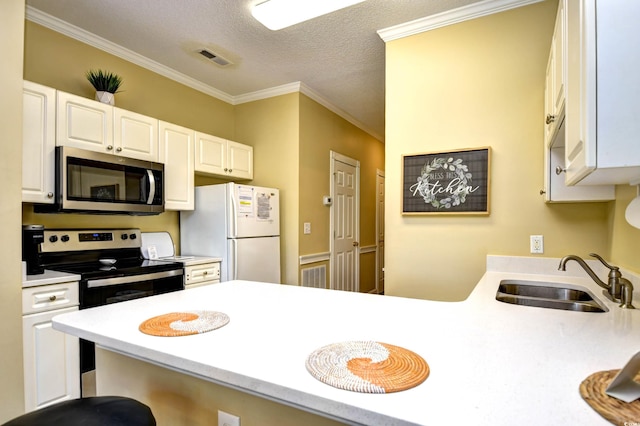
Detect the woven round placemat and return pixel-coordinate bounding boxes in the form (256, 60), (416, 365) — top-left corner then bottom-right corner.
(579, 369), (640, 425)
(305, 341), (429, 393)
(139, 310), (229, 337)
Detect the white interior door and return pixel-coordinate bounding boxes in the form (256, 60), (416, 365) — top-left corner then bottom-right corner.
(376, 170), (385, 295)
(330, 151), (359, 292)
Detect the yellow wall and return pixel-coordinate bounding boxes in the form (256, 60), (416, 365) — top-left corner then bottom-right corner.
(385, 1), (613, 301)
(0, 0), (27, 421)
(235, 94), (300, 285)
(608, 184), (640, 271)
(22, 21), (237, 249)
(299, 94), (384, 291)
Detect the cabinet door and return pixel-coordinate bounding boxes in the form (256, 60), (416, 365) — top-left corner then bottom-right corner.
(22, 306), (80, 412)
(227, 141), (253, 180)
(22, 81), (56, 204)
(194, 132), (226, 175)
(159, 121), (194, 210)
(114, 108), (158, 162)
(56, 91), (113, 154)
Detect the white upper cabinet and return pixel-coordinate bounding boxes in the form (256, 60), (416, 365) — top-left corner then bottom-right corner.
(159, 121), (194, 210)
(22, 81), (56, 204)
(113, 108), (158, 161)
(564, 0), (640, 186)
(56, 91), (158, 161)
(195, 132), (253, 180)
(544, 0), (565, 146)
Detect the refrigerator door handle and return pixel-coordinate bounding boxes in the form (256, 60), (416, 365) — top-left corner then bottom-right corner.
(230, 238), (237, 280)
(229, 185), (238, 238)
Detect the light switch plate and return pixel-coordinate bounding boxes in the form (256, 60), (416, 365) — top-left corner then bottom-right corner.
(303, 222), (311, 234)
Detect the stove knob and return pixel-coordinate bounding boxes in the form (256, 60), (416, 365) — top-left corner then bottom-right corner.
(129, 234), (137, 240)
(121, 234), (128, 240)
(60, 235), (70, 242)
(49, 235), (58, 243)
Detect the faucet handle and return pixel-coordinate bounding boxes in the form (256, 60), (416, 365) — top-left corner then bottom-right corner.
(619, 278), (636, 309)
(589, 253), (619, 271)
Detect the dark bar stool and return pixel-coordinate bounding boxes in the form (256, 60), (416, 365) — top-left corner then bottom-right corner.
(2, 396), (156, 426)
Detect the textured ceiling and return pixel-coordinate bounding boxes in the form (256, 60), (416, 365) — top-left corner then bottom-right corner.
(25, 0), (484, 140)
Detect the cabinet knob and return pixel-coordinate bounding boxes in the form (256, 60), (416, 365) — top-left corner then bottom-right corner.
(224, 168), (228, 172)
(49, 295), (57, 302)
(228, 169), (232, 173)
(545, 114), (556, 125)
(540, 189), (546, 195)
(107, 145), (113, 150)
(203, 271), (208, 275)
(555, 166), (566, 175)
(47, 192), (54, 198)
(116, 147), (122, 152)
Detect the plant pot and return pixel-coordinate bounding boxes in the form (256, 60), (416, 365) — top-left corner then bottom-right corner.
(95, 91), (115, 105)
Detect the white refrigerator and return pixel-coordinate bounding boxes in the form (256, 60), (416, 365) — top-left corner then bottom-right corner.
(180, 183), (280, 283)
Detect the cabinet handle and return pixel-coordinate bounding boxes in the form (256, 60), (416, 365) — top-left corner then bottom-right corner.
(545, 114), (556, 125)
(540, 189), (546, 195)
(116, 147), (122, 152)
(107, 145), (113, 150)
(47, 192), (54, 198)
(49, 295), (57, 301)
(555, 166), (566, 175)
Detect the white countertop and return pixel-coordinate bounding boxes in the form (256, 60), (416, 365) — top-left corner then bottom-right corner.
(22, 269), (81, 288)
(52, 256), (640, 425)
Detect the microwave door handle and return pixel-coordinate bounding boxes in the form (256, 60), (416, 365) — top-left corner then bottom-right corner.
(146, 170), (156, 205)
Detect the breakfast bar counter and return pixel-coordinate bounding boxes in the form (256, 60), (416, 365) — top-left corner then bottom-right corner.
(52, 256), (640, 425)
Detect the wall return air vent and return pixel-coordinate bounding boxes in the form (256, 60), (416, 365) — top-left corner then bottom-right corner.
(198, 49), (233, 67)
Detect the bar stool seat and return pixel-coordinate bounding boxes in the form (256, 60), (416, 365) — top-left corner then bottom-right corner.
(2, 396), (156, 426)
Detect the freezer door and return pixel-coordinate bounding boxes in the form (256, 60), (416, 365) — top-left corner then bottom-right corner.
(229, 184), (280, 238)
(227, 236), (280, 283)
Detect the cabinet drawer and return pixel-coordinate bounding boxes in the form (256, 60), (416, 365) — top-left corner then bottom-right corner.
(184, 263), (220, 285)
(22, 282), (79, 315)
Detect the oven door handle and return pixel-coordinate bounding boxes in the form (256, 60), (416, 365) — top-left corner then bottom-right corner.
(86, 269), (183, 288)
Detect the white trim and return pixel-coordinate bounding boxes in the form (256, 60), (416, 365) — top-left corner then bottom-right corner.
(25, 6), (383, 142)
(26, 6), (234, 104)
(299, 252), (331, 265)
(359, 245), (376, 254)
(377, 0), (543, 42)
(234, 82), (302, 104)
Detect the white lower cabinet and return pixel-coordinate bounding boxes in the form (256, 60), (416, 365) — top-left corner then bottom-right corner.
(22, 282), (80, 412)
(184, 262), (221, 289)
(159, 121), (194, 210)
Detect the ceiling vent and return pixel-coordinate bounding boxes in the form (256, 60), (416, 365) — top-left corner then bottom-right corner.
(198, 49), (233, 67)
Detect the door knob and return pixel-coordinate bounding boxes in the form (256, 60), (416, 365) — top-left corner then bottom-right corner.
(546, 114), (556, 125)
(352, 241), (359, 247)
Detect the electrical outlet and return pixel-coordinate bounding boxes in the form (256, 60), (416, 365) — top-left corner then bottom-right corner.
(303, 222), (311, 234)
(530, 235), (544, 254)
(218, 410), (240, 426)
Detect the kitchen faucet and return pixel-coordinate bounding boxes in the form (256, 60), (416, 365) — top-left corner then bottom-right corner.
(558, 253), (635, 309)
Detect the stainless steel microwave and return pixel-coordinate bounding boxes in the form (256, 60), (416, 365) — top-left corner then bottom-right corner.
(36, 146), (164, 215)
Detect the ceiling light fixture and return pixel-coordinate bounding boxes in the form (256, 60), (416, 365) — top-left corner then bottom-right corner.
(251, 0), (366, 31)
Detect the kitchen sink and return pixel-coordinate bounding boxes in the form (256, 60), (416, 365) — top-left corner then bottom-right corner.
(496, 280), (607, 313)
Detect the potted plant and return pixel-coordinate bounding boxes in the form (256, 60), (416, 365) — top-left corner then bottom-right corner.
(86, 69), (123, 105)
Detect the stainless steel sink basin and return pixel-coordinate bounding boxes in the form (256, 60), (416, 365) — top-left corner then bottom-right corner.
(496, 280), (607, 313)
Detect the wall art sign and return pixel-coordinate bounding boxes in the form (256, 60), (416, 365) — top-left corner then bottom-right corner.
(402, 147), (490, 215)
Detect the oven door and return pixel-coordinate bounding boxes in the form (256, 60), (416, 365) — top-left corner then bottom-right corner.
(79, 269), (183, 385)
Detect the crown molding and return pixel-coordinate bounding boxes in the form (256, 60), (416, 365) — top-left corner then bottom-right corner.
(377, 0), (543, 42)
(299, 83), (384, 142)
(26, 6), (235, 104)
(25, 6), (382, 141)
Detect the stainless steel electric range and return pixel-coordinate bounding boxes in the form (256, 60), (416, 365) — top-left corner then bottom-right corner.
(40, 228), (184, 394)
